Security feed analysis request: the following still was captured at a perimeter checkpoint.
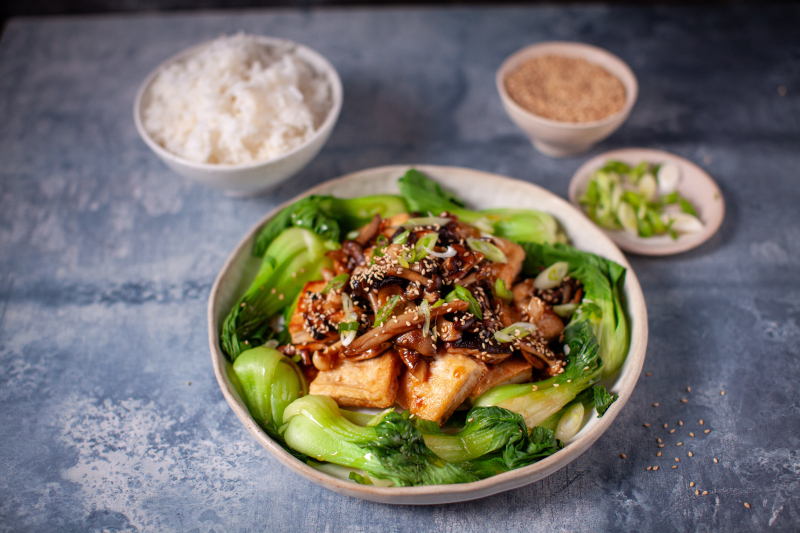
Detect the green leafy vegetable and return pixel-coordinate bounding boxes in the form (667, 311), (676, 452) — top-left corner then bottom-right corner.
(398, 169), (565, 244)
(445, 285), (482, 319)
(494, 278), (513, 302)
(374, 295), (401, 327)
(253, 195), (408, 256)
(593, 385), (619, 416)
(221, 228), (337, 360)
(519, 242), (629, 379)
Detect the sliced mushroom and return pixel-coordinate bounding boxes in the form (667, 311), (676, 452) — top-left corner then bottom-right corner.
(394, 329), (436, 357)
(436, 315), (462, 342)
(517, 337), (563, 376)
(339, 342), (391, 361)
(355, 214), (381, 246)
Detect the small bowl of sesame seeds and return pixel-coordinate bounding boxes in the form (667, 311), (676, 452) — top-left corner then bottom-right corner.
(497, 41), (638, 157)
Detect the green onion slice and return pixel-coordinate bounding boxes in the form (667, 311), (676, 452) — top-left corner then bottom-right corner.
(466, 238), (507, 263)
(494, 279), (513, 302)
(414, 232), (439, 262)
(533, 261), (569, 290)
(552, 302), (578, 318)
(322, 273), (349, 294)
(431, 299), (445, 308)
(402, 216), (451, 229)
(419, 299), (431, 338)
(494, 322), (536, 343)
(374, 295), (401, 327)
(445, 285), (482, 319)
(392, 230), (410, 245)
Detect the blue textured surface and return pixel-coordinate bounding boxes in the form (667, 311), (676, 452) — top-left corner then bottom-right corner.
(1, 6), (799, 532)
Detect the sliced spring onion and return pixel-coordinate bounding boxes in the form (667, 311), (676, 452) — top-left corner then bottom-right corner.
(617, 202), (638, 234)
(471, 216), (495, 234)
(657, 162), (680, 196)
(424, 245), (457, 259)
(398, 248), (414, 268)
(392, 230), (410, 245)
(376, 234), (388, 248)
(374, 295), (401, 327)
(494, 278), (513, 302)
(341, 292), (354, 315)
(555, 402), (585, 442)
(638, 173), (658, 202)
(414, 232), (439, 261)
(431, 299), (445, 308)
(322, 273), (349, 294)
(402, 216), (452, 229)
(419, 299), (431, 338)
(552, 302), (578, 318)
(666, 212), (704, 234)
(494, 322), (537, 343)
(445, 285), (482, 319)
(533, 261), (569, 290)
(264, 339), (279, 349)
(338, 321), (359, 347)
(466, 238), (507, 263)
(679, 198), (698, 217)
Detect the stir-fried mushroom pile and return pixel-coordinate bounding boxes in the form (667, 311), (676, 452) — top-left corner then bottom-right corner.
(280, 213), (584, 424)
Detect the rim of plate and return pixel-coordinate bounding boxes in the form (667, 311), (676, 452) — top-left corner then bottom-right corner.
(568, 148), (725, 256)
(207, 164), (648, 504)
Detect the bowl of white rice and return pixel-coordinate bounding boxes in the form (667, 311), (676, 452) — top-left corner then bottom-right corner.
(134, 33), (342, 196)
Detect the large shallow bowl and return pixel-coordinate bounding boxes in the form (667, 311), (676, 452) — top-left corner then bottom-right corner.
(134, 36), (343, 197)
(207, 165), (648, 504)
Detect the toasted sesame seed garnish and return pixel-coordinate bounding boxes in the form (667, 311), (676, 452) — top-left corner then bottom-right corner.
(620, 453), (626, 459)
(658, 444), (665, 448)
(699, 419), (704, 425)
(643, 423), (650, 427)
(663, 423), (668, 429)
(675, 458), (680, 462)
(645, 373), (651, 377)
(672, 465), (677, 469)
(702, 491), (708, 496)
(686, 387), (691, 392)
(279, 293), (284, 300)
(695, 489), (700, 495)
(647, 466), (652, 471)
(680, 399), (688, 403)
(677, 442), (683, 446)
(679, 420), (683, 426)
(657, 437), (662, 443)
(690, 432), (695, 437)
(704, 429), (711, 434)
(653, 403), (659, 407)
(271, 288), (276, 294)
(653, 466), (659, 471)
(657, 452), (662, 457)
(688, 452), (693, 457)
(531, 385), (538, 391)
(713, 458), (718, 463)
(744, 502), (751, 509)
(669, 429), (676, 434)
(721, 390), (726, 396)
(690, 482), (695, 487)
(553, 383), (559, 387)
(291, 272), (297, 278)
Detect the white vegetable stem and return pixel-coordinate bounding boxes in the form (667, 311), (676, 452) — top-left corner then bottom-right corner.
(657, 163), (681, 196)
(555, 402), (585, 442)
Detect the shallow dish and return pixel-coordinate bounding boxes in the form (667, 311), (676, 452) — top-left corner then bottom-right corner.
(208, 164), (648, 504)
(133, 36), (343, 197)
(496, 41), (638, 158)
(568, 148), (725, 256)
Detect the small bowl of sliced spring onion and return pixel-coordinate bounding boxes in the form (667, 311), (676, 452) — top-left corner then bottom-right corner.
(569, 148), (725, 256)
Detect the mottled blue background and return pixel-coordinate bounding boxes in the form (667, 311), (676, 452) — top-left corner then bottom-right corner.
(0, 6), (798, 532)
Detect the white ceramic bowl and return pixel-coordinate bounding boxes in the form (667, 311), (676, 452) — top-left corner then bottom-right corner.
(569, 148), (726, 256)
(207, 165), (648, 504)
(133, 36), (343, 197)
(497, 41), (638, 158)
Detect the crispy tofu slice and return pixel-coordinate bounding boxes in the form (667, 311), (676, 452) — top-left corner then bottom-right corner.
(289, 280), (328, 345)
(309, 351), (401, 408)
(468, 357), (533, 401)
(396, 351), (487, 425)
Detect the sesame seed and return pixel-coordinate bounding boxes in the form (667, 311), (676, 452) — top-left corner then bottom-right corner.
(704, 429), (711, 434)
(531, 385), (538, 391)
(468, 418), (473, 422)
(279, 294), (284, 300)
(186, 381), (191, 386)
(702, 491), (708, 496)
(663, 423), (668, 429)
(291, 272), (297, 278)
(645, 372), (651, 377)
(687, 387), (691, 392)
(647, 466), (652, 471)
(699, 419), (704, 425)
(657, 452), (662, 457)
(690, 432), (695, 437)
(677, 442), (683, 446)
(713, 458), (718, 463)
(658, 444), (665, 448)
(669, 429), (676, 434)
(406, 321), (411, 326)
(672, 465), (677, 469)
(653, 403), (659, 407)
(300, 268), (306, 273)
(271, 288), (276, 294)
(744, 502), (751, 509)
(721, 390), (726, 396)
(620, 453), (626, 459)
(680, 399), (688, 403)
(690, 482), (695, 487)
(643, 423), (650, 427)
(695, 490), (700, 495)
(675, 458), (680, 462)
(688, 452), (693, 457)
(679, 421), (683, 426)
(240, 302), (246, 308)
(657, 438), (662, 443)
(653, 466), (659, 471)
(553, 384), (559, 387)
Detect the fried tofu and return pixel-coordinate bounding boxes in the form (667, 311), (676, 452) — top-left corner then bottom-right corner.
(396, 351), (487, 425)
(288, 280), (328, 345)
(309, 350), (401, 408)
(468, 357), (533, 401)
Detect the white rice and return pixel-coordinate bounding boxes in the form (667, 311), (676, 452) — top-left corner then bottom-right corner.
(142, 33), (332, 165)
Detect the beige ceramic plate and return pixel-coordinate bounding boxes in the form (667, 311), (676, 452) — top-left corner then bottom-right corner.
(208, 165), (648, 504)
(568, 148), (725, 256)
